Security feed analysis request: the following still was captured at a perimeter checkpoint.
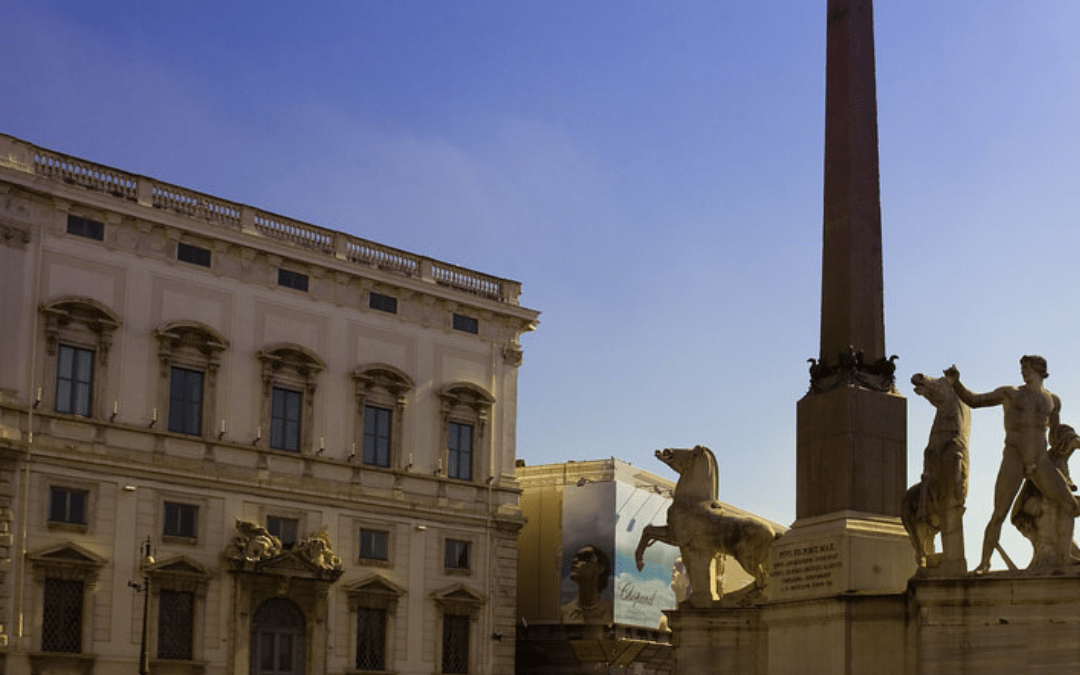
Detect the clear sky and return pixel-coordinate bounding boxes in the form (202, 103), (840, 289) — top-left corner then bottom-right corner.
(5, 1), (1080, 572)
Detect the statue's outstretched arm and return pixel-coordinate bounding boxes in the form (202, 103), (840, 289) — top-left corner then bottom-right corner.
(945, 366), (1007, 408)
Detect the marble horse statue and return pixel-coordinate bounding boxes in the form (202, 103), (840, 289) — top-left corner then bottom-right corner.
(902, 373), (970, 576)
(635, 445), (781, 608)
(1011, 423), (1080, 572)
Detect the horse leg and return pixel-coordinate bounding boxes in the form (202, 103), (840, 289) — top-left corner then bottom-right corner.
(635, 525), (666, 571)
(684, 549), (716, 608)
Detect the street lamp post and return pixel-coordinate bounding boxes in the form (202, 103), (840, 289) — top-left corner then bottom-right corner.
(128, 537), (154, 675)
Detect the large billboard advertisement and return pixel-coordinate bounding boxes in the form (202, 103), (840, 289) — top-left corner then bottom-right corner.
(559, 478), (681, 629)
(613, 481), (680, 628)
(560, 480), (615, 624)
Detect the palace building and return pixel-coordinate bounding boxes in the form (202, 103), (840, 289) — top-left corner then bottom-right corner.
(0, 133), (538, 675)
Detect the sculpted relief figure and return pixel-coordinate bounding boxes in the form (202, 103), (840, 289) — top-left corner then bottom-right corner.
(902, 373), (970, 576)
(228, 518), (283, 562)
(634, 446), (781, 608)
(946, 356), (1080, 574)
(1011, 424), (1080, 570)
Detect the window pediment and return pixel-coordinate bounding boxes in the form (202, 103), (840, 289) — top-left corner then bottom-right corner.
(28, 542), (107, 582)
(155, 321), (229, 357)
(438, 382), (494, 412)
(345, 574), (406, 611)
(432, 583), (484, 617)
(257, 343), (325, 378)
(40, 296), (121, 362)
(352, 364), (414, 395)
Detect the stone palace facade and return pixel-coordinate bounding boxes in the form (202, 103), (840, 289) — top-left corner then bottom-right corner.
(0, 133), (538, 675)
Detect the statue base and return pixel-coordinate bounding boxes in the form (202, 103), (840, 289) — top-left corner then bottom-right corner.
(769, 510), (915, 602)
(668, 566), (1080, 674)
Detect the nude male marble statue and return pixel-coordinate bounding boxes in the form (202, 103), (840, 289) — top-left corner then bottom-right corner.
(946, 356), (1080, 574)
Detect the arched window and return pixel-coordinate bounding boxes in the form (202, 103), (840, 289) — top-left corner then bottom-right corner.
(256, 345), (324, 453)
(437, 383), (494, 482)
(155, 321), (229, 438)
(39, 297), (121, 419)
(352, 364), (413, 468)
(250, 598), (305, 675)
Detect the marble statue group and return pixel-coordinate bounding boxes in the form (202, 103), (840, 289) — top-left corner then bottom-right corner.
(638, 355), (1080, 608)
(904, 356), (1080, 576)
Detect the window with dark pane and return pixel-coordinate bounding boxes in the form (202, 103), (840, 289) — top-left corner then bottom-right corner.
(363, 405), (392, 467)
(444, 539), (470, 570)
(441, 613), (470, 674)
(56, 344), (94, 416)
(359, 529), (389, 561)
(271, 387), (302, 452)
(452, 313), (478, 334)
(42, 578), (83, 653)
(168, 366), (204, 436)
(163, 501), (198, 539)
(355, 607), (387, 671)
(267, 516), (298, 550)
(177, 242), (212, 267)
(277, 268), (309, 292)
(157, 590), (194, 660)
(369, 292), (398, 314)
(48, 487), (87, 525)
(66, 214), (104, 241)
(447, 422), (473, 481)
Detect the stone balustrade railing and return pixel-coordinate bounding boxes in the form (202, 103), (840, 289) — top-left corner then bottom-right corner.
(0, 134), (522, 305)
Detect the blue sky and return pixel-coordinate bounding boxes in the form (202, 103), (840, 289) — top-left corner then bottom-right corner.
(5, 1), (1080, 571)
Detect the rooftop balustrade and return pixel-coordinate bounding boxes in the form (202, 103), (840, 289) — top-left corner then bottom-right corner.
(1, 134), (521, 305)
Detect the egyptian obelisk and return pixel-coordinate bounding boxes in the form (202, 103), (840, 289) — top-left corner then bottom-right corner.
(773, 0), (913, 603)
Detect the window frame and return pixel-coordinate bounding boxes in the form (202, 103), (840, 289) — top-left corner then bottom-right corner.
(257, 344), (324, 455)
(362, 405), (392, 467)
(176, 241), (212, 268)
(47, 485), (89, 528)
(54, 344), (94, 417)
(344, 575), (405, 675)
(155, 321), (228, 441)
(270, 386), (303, 452)
(437, 383), (494, 483)
(40, 297), (121, 421)
(168, 366), (204, 436)
(444, 539), (471, 572)
(145, 554), (213, 666)
(162, 501), (199, 542)
(66, 214), (104, 241)
(266, 515), (300, 550)
(433, 585), (483, 675)
(27, 542), (107, 659)
(359, 528), (390, 563)
(352, 365), (413, 470)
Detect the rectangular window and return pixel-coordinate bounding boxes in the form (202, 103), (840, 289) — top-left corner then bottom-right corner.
(168, 367), (204, 436)
(447, 422), (473, 481)
(356, 607), (387, 671)
(157, 590), (194, 660)
(452, 313), (478, 334)
(442, 614), (470, 674)
(444, 539), (470, 571)
(48, 487), (87, 525)
(277, 268), (309, 292)
(360, 528), (389, 561)
(270, 387), (302, 452)
(163, 501), (198, 539)
(42, 578), (83, 653)
(363, 405), (392, 467)
(66, 214), (104, 241)
(56, 344), (94, 417)
(177, 242), (212, 267)
(267, 516), (299, 550)
(369, 292), (398, 314)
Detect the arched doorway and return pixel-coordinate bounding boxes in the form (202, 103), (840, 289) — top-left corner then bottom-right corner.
(251, 597), (305, 675)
